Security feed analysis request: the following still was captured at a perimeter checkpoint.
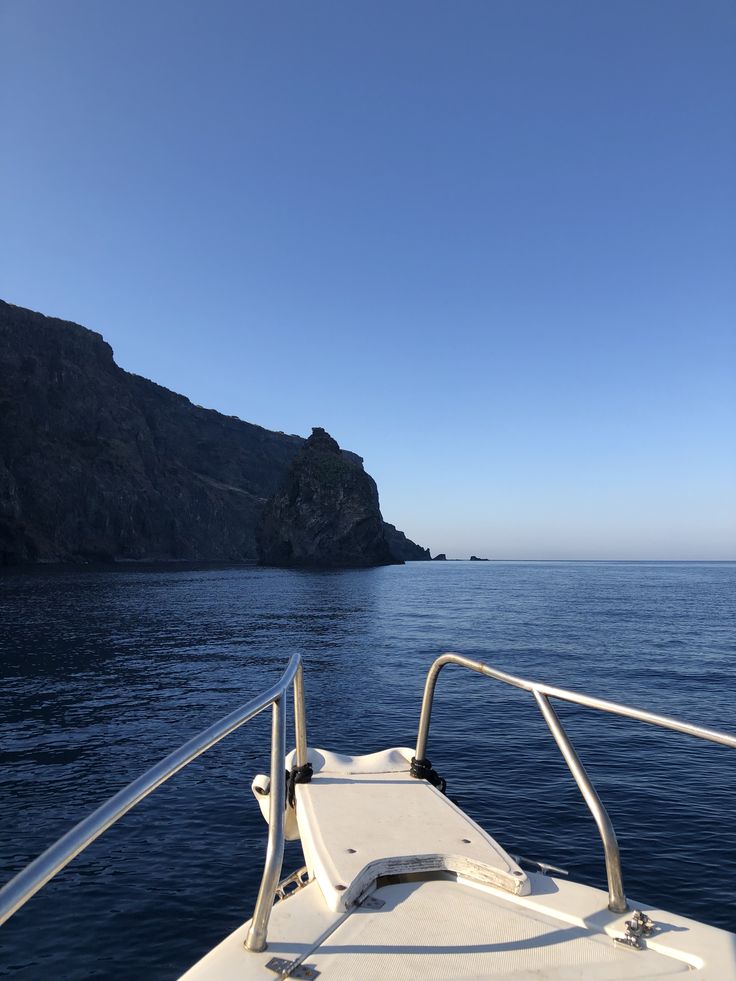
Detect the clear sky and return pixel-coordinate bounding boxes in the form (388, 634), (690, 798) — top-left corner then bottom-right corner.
(1, 1), (734, 559)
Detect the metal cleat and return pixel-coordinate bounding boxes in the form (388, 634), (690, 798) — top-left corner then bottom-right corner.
(614, 910), (657, 950)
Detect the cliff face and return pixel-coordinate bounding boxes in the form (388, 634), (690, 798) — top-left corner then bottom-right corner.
(257, 428), (399, 568)
(383, 523), (431, 561)
(0, 300), (427, 566)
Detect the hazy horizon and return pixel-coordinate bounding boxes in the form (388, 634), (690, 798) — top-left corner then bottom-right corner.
(2, 1), (734, 560)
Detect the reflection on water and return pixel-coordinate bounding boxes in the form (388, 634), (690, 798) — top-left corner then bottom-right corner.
(1, 561), (735, 978)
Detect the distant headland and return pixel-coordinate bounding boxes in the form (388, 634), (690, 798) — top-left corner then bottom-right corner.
(0, 300), (430, 568)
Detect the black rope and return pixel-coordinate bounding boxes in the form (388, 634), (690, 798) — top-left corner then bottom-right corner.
(287, 761), (313, 807)
(409, 756), (446, 794)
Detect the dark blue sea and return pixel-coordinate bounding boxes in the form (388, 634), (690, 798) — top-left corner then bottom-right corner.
(0, 560), (734, 978)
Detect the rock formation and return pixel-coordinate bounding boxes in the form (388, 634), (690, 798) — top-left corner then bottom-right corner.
(470, 555), (489, 561)
(257, 428), (399, 568)
(433, 553), (447, 561)
(0, 300), (427, 566)
(382, 523), (431, 561)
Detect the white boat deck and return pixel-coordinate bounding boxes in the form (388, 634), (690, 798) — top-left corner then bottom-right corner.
(183, 873), (724, 979)
(291, 747), (529, 911)
(182, 747), (736, 979)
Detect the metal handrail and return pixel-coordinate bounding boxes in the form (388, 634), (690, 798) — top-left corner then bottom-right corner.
(414, 652), (736, 914)
(0, 653), (308, 952)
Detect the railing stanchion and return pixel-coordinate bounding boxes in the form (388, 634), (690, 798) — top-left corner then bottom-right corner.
(245, 695), (287, 951)
(294, 663), (308, 769)
(532, 690), (628, 913)
(415, 653), (483, 763)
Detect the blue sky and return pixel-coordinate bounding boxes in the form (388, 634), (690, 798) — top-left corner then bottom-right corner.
(1, 1), (734, 558)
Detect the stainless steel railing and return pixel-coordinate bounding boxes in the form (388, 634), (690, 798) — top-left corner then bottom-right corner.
(0, 652), (308, 952)
(413, 652), (736, 914)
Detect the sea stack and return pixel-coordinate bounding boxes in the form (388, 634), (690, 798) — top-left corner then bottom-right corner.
(257, 427), (400, 568)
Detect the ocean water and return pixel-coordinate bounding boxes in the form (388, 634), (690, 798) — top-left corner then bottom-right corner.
(0, 560), (734, 978)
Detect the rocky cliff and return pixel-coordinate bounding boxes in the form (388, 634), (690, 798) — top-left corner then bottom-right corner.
(257, 428), (399, 568)
(383, 523), (431, 561)
(0, 300), (427, 566)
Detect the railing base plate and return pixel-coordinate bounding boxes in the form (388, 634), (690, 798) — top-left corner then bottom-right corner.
(266, 955), (320, 979)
